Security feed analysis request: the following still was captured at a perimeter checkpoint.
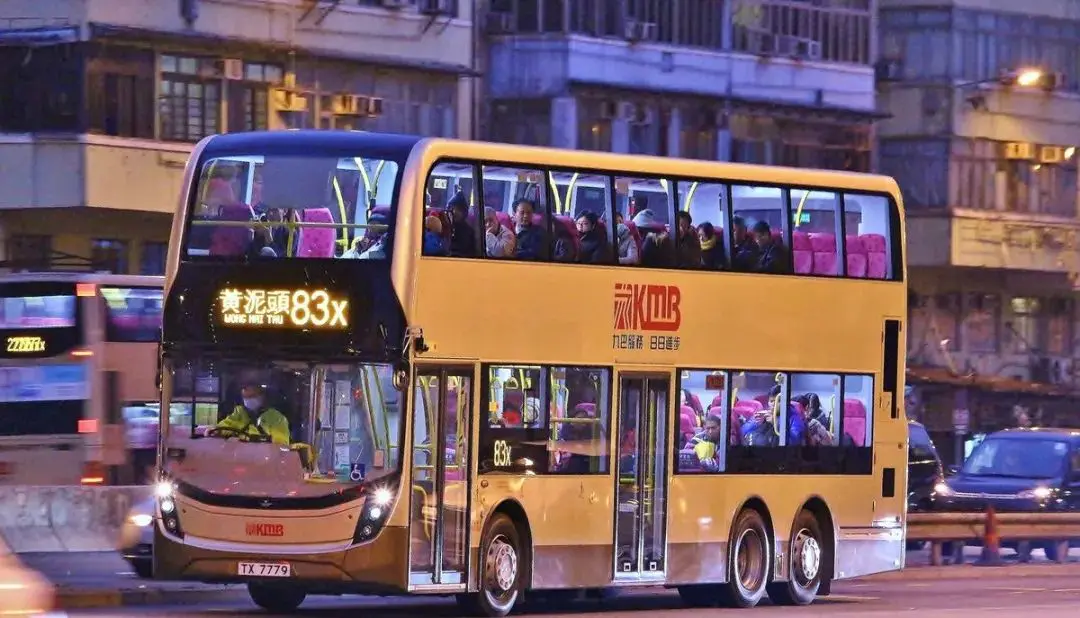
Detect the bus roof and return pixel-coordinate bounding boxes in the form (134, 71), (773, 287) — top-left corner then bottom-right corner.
(0, 272), (164, 287)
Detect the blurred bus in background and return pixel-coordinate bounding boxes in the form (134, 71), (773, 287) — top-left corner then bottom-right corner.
(0, 272), (163, 485)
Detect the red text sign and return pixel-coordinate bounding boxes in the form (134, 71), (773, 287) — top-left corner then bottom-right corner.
(246, 523), (284, 537)
(613, 283), (682, 332)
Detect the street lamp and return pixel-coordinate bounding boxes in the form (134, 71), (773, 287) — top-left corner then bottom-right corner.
(1013, 68), (1043, 88)
(962, 67), (1062, 110)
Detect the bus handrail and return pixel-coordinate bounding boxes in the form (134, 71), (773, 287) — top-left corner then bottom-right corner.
(190, 220), (386, 230)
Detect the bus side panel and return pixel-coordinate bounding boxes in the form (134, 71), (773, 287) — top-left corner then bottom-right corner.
(473, 475), (614, 590)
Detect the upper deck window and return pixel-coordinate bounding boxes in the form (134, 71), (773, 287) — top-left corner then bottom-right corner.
(0, 295), (75, 329)
(185, 154), (400, 260)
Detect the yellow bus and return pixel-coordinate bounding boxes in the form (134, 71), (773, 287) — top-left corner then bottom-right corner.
(154, 131), (907, 615)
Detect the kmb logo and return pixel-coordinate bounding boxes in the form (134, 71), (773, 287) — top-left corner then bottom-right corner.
(246, 523), (285, 537)
(613, 283), (682, 332)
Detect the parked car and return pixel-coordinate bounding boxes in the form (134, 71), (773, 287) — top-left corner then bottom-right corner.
(933, 427), (1080, 560)
(0, 536), (54, 615)
(117, 496), (155, 578)
(906, 420), (944, 550)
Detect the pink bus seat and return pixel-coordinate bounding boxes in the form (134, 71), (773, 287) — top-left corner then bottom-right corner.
(792, 231), (813, 274)
(371, 205), (391, 217)
(574, 402), (597, 417)
(687, 393), (703, 416)
(209, 203), (254, 257)
(861, 233), (888, 279)
(733, 399), (763, 421)
(680, 412), (697, 445)
(553, 215), (581, 257)
(710, 394), (724, 409)
(753, 394), (770, 407)
(296, 208), (337, 258)
(624, 221), (645, 253)
(846, 235), (868, 278)
(495, 211), (513, 232)
(810, 233), (837, 275)
(843, 398), (868, 446)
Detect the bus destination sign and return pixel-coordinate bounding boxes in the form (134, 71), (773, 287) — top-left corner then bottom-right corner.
(216, 288), (349, 329)
(6, 335), (47, 353)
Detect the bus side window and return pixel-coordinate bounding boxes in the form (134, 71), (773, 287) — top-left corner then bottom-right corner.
(730, 185), (790, 274)
(841, 375), (874, 447)
(843, 193), (894, 280)
(789, 190), (841, 277)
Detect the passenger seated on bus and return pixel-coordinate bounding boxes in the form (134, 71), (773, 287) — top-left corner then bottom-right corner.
(215, 383), (291, 446)
(685, 414), (724, 472)
(483, 207), (515, 258)
(552, 219), (579, 262)
(575, 211), (610, 263)
(498, 400), (523, 428)
(513, 199), (545, 260)
(674, 211), (702, 268)
(616, 224), (639, 264)
(423, 215), (448, 256)
(344, 213), (388, 259)
(731, 216), (760, 272)
(248, 207), (294, 258)
(641, 230), (675, 268)
(447, 193), (478, 257)
(752, 221), (791, 274)
(769, 384), (806, 446)
(698, 222), (726, 270)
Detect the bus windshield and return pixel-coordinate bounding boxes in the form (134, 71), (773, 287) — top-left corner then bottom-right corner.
(163, 356), (403, 498)
(185, 153), (400, 260)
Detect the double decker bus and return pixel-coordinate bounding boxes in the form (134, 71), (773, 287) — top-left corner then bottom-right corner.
(155, 131), (907, 615)
(0, 272), (164, 485)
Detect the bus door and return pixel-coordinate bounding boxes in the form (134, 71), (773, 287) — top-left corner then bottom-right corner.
(407, 366), (472, 590)
(613, 374), (670, 580)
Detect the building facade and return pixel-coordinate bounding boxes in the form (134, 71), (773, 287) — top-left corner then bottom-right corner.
(879, 0), (1080, 461)
(481, 0), (880, 170)
(0, 0), (476, 273)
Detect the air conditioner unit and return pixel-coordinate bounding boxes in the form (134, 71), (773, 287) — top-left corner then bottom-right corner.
(332, 94), (366, 116)
(366, 97), (385, 117)
(222, 58), (244, 81)
(794, 39), (821, 61)
(623, 20), (658, 43)
(419, 0), (454, 16)
(485, 12), (513, 34)
(1040, 145), (1065, 164)
(1003, 142), (1036, 160)
(380, 0), (410, 8)
(271, 88), (308, 113)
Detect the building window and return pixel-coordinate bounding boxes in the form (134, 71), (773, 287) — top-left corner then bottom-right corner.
(92, 239), (130, 274)
(139, 241), (168, 275)
(963, 293), (1001, 353)
(233, 62), (281, 133)
(732, 0), (873, 65)
(86, 44), (155, 139)
(0, 44), (82, 132)
(1009, 297), (1041, 354)
(159, 54), (220, 142)
(1045, 298), (1074, 356)
(882, 139), (950, 209)
(4, 235), (52, 268)
(730, 113), (872, 172)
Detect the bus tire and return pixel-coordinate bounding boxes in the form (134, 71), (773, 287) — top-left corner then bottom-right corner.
(717, 507), (770, 608)
(247, 582), (306, 613)
(767, 509), (825, 606)
(464, 513), (524, 617)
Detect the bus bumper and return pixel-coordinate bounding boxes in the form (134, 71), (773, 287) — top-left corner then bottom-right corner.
(152, 525), (409, 594)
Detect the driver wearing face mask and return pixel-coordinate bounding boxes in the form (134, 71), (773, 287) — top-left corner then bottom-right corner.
(215, 383), (291, 446)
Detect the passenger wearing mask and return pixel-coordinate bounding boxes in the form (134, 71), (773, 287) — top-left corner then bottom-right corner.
(513, 199), (545, 260)
(731, 216), (760, 271)
(575, 211), (610, 263)
(752, 221), (791, 273)
(343, 214), (388, 259)
(422, 215), (447, 256)
(215, 383), (291, 446)
(674, 211), (702, 268)
(698, 222), (726, 270)
(447, 193), (478, 257)
(616, 223), (639, 265)
(685, 414), (724, 472)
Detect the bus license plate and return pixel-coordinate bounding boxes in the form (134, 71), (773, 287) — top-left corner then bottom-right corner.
(238, 562), (291, 577)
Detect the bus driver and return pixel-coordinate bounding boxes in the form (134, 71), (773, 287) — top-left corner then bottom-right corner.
(215, 382), (291, 446)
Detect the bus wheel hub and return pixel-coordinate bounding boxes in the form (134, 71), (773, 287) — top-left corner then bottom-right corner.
(795, 531), (820, 582)
(488, 537), (517, 592)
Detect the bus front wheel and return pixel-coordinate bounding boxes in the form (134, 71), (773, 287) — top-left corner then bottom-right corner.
(717, 508), (771, 608)
(459, 513), (524, 617)
(247, 582), (306, 613)
(767, 509), (825, 606)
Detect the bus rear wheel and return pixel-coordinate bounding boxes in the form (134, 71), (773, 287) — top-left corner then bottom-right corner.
(247, 582), (306, 613)
(767, 509), (825, 606)
(460, 513), (524, 617)
(717, 508), (770, 608)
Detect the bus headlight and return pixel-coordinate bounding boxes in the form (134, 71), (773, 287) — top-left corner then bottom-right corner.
(157, 480), (184, 538)
(353, 485), (395, 544)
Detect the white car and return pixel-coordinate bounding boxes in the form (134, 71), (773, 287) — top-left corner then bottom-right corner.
(117, 497), (155, 578)
(0, 536), (54, 615)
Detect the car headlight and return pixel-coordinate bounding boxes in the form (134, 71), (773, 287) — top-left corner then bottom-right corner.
(1018, 486), (1053, 500)
(129, 514), (153, 527)
(933, 482), (952, 496)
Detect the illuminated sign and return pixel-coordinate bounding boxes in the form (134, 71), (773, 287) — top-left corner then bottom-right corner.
(612, 283), (682, 352)
(245, 523), (284, 537)
(217, 288), (349, 328)
(493, 440), (512, 468)
(6, 336), (46, 353)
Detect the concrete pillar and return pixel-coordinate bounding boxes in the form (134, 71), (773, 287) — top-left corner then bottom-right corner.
(666, 108), (682, 158)
(716, 127), (732, 162)
(550, 96), (578, 150)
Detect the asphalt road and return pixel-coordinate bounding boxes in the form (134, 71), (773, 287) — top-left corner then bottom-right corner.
(56, 573), (1080, 617)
